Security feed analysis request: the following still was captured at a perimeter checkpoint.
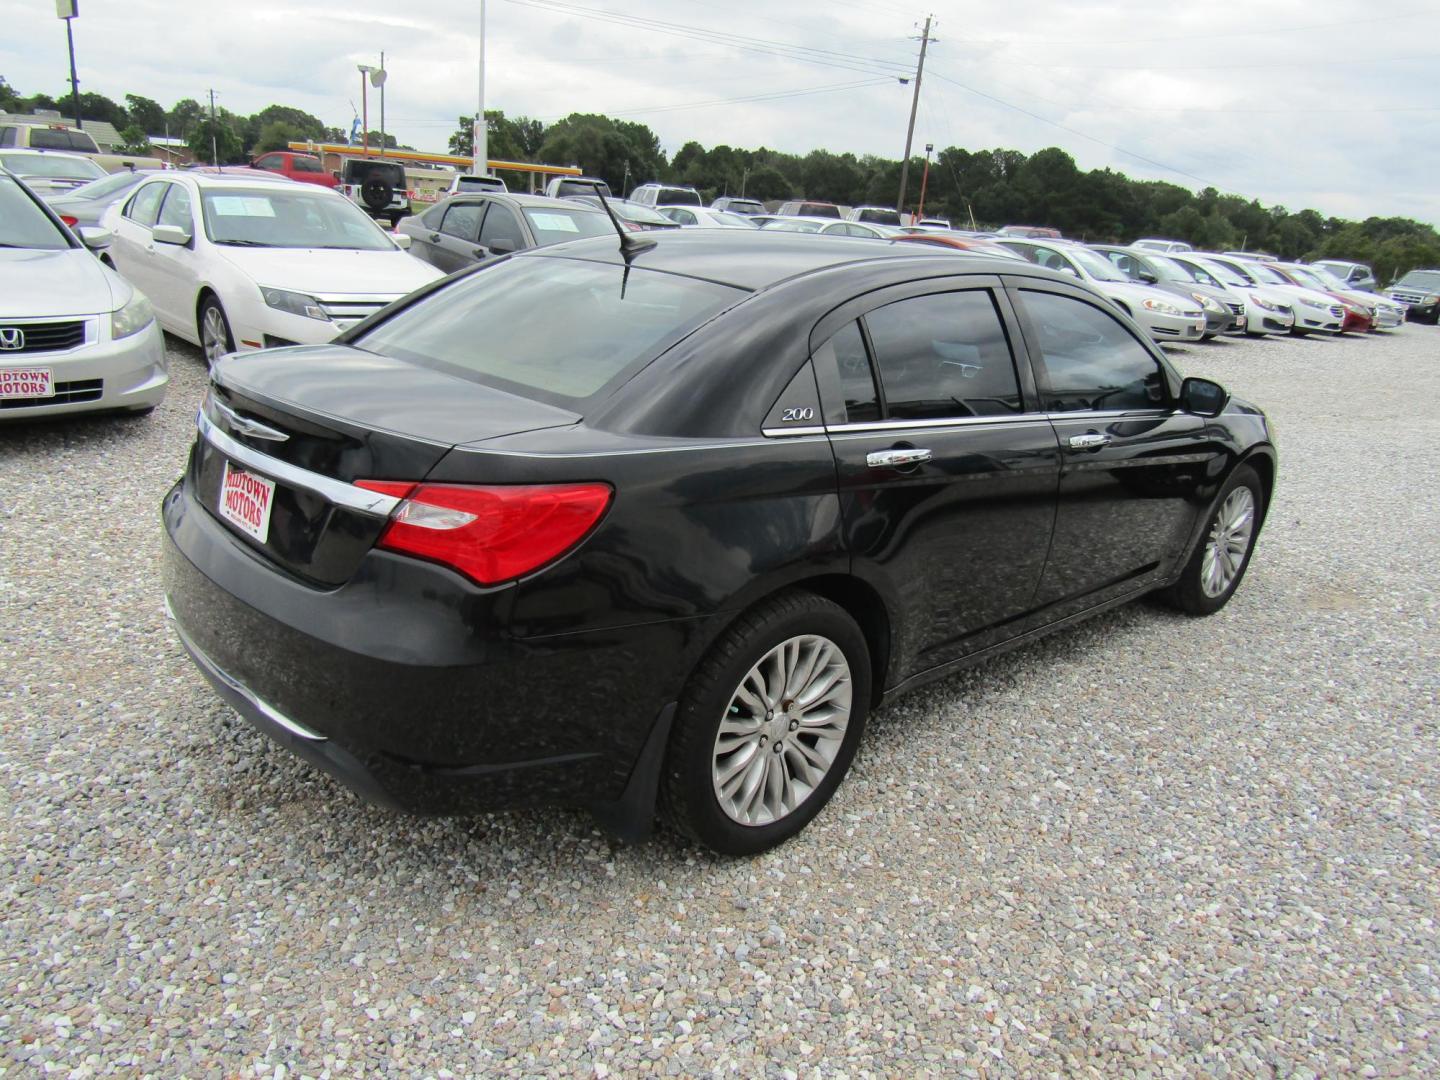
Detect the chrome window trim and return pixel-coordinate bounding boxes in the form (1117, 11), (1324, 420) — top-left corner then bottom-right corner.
(764, 407), (1174, 438)
(761, 425), (827, 438)
(824, 413), (1032, 434)
(196, 409), (402, 517)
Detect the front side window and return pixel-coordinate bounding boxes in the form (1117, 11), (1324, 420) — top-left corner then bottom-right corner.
(864, 291), (1023, 420)
(1019, 290), (1167, 413)
(254, 155), (281, 170)
(125, 181), (168, 227)
(293, 157), (324, 173)
(156, 184), (194, 231)
(479, 203), (525, 249)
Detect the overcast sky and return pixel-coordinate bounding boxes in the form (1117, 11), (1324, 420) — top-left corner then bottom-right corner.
(3, 0), (1437, 226)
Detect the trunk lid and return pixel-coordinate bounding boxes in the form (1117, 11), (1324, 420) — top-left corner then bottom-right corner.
(194, 344), (581, 585)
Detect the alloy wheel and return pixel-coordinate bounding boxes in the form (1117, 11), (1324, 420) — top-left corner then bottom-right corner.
(202, 306), (229, 367)
(1201, 486), (1256, 598)
(711, 634), (852, 827)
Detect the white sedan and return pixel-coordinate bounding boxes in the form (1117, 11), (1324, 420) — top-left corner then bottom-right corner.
(655, 205), (759, 229)
(0, 169), (166, 419)
(102, 172), (443, 366)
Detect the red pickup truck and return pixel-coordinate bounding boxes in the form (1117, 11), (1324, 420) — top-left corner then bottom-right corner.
(249, 151), (338, 188)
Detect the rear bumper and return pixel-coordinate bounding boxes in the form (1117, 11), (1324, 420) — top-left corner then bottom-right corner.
(161, 477), (711, 816)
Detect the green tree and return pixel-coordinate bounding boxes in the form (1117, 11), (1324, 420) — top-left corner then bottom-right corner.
(74, 91), (127, 127)
(124, 94), (167, 135)
(115, 124), (151, 154)
(536, 113), (665, 194)
(187, 115), (242, 165)
(168, 99), (204, 142)
(0, 75), (20, 112)
(253, 120), (304, 154)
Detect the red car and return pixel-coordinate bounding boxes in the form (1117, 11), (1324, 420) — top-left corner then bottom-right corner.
(1268, 264), (1374, 333)
(249, 151), (338, 188)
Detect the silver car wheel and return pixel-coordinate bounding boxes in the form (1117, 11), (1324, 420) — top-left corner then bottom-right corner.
(202, 305), (230, 367)
(711, 634), (852, 827)
(1201, 486), (1256, 598)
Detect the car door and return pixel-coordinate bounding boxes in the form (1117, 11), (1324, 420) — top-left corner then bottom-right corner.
(109, 179), (169, 305)
(420, 199), (486, 273)
(812, 278), (1061, 681)
(145, 182), (200, 332)
(1008, 281), (1225, 611)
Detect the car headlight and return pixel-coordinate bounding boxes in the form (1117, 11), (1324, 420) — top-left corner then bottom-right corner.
(262, 287), (330, 321)
(1425, 294), (1440, 305)
(1249, 292), (1280, 312)
(1142, 297), (1184, 315)
(1193, 293), (1225, 313)
(1296, 295), (1330, 310)
(111, 291), (155, 340)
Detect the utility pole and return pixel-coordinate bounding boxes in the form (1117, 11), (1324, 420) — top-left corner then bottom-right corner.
(474, 0), (488, 175)
(896, 14), (935, 215)
(359, 67), (370, 156)
(917, 142), (934, 220)
(207, 88), (218, 166)
(56, 1), (83, 130)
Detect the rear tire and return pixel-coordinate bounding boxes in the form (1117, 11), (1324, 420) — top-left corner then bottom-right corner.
(661, 591), (871, 856)
(1161, 465), (1263, 616)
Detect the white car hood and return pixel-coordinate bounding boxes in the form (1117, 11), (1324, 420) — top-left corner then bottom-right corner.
(0, 247), (122, 318)
(214, 246), (443, 296)
(1103, 278), (1201, 315)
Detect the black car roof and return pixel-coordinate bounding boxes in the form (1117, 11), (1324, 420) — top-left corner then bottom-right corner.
(527, 229), (1008, 292)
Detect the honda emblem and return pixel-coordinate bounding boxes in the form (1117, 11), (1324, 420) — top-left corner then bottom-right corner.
(0, 328), (24, 351)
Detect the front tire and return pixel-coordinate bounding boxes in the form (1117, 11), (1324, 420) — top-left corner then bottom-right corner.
(199, 296), (234, 370)
(661, 591), (871, 855)
(1162, 465), (1263, 616)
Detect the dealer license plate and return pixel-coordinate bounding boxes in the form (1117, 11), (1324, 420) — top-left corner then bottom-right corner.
(219, 461), (276, 543)
(0, 367), (54, 399)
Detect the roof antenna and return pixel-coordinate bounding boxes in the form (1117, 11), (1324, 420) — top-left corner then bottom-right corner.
(597, 188), (655, 264)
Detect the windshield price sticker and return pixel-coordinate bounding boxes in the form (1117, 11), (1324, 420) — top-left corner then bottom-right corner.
(0, 368), (54, 399)
(210, 196), (277, 218)
(219, 461), (277, 543)
(529, 213), (580, 233)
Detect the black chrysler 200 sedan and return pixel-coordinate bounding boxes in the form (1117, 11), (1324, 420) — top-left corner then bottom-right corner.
(163, 230), (1276, 855)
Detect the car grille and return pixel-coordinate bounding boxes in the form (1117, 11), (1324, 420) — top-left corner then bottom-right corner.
(0, 320), (86, 353)
(1329, 305), (1345, 320)
(1226, 301), (1245, 316)
(0, 378), (102, 409)
(315, 296), (401, 327)
(1389, 289), (1427, 304)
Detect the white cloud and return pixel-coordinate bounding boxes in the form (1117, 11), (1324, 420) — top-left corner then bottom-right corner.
(2, 0), (1436, 225)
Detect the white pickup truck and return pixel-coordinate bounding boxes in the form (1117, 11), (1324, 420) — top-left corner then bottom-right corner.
(0, 119), (165, 174)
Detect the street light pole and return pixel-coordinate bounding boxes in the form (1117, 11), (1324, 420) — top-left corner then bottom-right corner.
(378, 52), (386, 152)
(358, 66), (372, 156)
(56, 1), (83, 130)
(474, 0), (488, 175)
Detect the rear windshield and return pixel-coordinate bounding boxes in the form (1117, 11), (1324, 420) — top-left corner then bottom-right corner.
(555, 179), (611, 198)
(28, 128), (99, 152)
(661, 187), (702, 206)
(353, 256), (745, 405)
(722, 200), (763, 214)
(66, 169), (146, 201)
(803, 203), (842, 219)
(855, 207), (902, 226)
(0, 152), (105, 180)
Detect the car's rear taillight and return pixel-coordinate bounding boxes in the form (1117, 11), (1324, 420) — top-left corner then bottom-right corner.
(355, 481), (613, 585)
(60, 215), (79, 228)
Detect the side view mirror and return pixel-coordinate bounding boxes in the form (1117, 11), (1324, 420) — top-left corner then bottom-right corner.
(152, 224), (192, 246)
(1137, 269), (1158, 284)
(77, 226), (111, 250)
(1180, 376), (1229, 418)
(392, 233), (412, 250)
(488, 238), (518, 255)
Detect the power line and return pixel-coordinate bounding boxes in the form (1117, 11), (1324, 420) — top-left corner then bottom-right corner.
(533, 78), (894, 122)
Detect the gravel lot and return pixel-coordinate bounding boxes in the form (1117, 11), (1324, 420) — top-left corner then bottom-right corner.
(2, 325), (1437, 1077)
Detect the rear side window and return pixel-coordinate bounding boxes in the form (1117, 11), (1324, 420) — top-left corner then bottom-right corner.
(355, 258), (745, 405)
(440, 201), (484, 241)
(864, 291), (1022, 419)
(827, 322), (879, 423)
(1019, 290), (1167, 413)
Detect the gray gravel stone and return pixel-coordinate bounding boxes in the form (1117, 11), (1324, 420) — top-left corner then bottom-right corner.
(1, 327), (1436, 1076)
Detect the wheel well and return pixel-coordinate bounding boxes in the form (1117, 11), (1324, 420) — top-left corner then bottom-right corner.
(194, 288), (220, 338)
(786, 575), (893, 705)
(1241, 449), (1276, 525)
